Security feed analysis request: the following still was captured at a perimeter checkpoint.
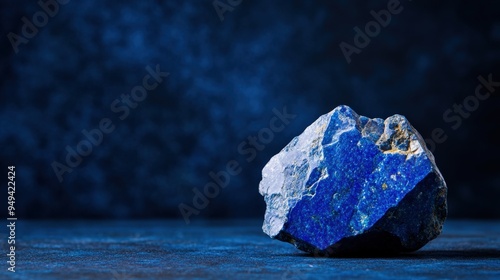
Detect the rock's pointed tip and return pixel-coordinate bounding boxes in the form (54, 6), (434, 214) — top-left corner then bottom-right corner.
(331, 104), (356, 115)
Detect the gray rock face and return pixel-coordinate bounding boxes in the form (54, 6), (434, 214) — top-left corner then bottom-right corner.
(259, 105), (447, 256)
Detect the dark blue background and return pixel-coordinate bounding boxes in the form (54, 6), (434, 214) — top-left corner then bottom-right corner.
(1, 0), (499, 220)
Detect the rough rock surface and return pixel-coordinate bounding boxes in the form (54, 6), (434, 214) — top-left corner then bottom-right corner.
(259, 105), (447, 256)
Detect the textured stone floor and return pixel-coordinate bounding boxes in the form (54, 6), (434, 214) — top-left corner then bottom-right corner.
(1, 220), (499, 279)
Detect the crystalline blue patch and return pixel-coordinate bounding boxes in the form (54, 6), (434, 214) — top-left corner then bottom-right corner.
(283, 118), (433, 250)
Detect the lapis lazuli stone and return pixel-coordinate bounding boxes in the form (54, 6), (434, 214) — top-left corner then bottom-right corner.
(259, 105), (447, 256)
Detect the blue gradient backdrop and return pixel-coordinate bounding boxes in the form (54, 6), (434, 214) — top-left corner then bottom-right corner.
(0, 0), (499, 219)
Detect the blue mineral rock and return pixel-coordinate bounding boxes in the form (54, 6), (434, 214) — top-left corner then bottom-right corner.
(259, 105), (447, 256)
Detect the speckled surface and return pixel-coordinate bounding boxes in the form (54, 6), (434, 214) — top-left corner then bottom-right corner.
(2, 220), (499, 279)
(260, 106), (447, 254)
